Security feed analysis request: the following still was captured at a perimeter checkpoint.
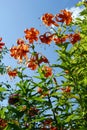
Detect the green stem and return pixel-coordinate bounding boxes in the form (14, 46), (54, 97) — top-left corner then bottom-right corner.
(48, 95), (58, 127)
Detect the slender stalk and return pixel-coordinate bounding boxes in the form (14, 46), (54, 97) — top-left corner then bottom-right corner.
(48, 95), (58, 127)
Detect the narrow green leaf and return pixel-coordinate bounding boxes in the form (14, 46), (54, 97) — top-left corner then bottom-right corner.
(0, 87), (7, 92)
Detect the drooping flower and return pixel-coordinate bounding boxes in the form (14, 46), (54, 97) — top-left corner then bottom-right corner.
(50, 126), (58, 130)
(55, 9), (72, 25)
(0, 118), (7, 129)
(17, 38), (25, 45)
(69, 33), (81, 44)
(65, 70), (69, 74)
(27, 55), (38, 70)
(26, 53), (49, 70)
(0, 37), (5, 50)
(38, 55), (49, 64)
(10, 46), (18, 58)
(42, 13), (59, 26)
(65, 86), (71, 93)
(37, 87), (50, 97)
(0, 37), (2, 41)
(27, 58), (38, 70)
(53, 35), (68, 44)
(8, 94), (20, 105)
(28, 107), (39, 117)
(42, 66), (52, 78)
(61, 86), (71, 93)
(24, 28), (40, 44)
(43, 118), (53, 125)
(39, 32), (54, 44)
(10, 43), (29, 62)
(7, 69), (17, 78)
(37, 87), (43, 94)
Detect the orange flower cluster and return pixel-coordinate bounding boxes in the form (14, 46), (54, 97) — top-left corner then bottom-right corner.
(28, 107), (39, 117)
(0, 118), (7, 129)
(53, 35), (68, 44)
(17, 38), (25, 45)
(39, 32), (81, 45)
(40, 127), (58, 130)
(41, 10), (72, 27)
(39, 32), (54, 44)
(0, 37), (5, 50)
(7, 69), (17, 78)
(69, 33), (81, 44)
(41, 118), (58, 130)
(37, 87), (43, 94)
(41, 128), (46, 130)
(27, 53), (49, 70)
(42, 66), (52, 78)
(24, 28), (39, 44)
(39, 55), (49, 64)
(43, 118), (53, 125)
(61, 86), (71, 93)
(65, 70), (69, 74)
(53, 33), (81, 45)
(8, 94), (20, 105)
(55, 9), (72, 25)
(10, 39), (29, 62)
(42, 13), (58, 26)
(27, 55), (38, 70)
(37, 87), (50, 97)
(50, 127), (58, 130)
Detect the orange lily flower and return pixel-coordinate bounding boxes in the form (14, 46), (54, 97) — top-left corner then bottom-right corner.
(0, 37), (5, 50)
(8, 94), (20, 105)
(55, 9), (72, 25)
(50, 127), (58, 130)
(69, 33), (81, 44)
(17, 38), (25, 45)
(7, 69), (17, 78)
(42, 13), (59, 26)
(38, 55), (49, 64)
(54, 35), (68, 44)
(27, 53), (49, 70)
(41, 128), (48, 130)
(0, 118), (7, 129)
(37, 87), (43, 94)
(43, 118), (53, 125)
(24, 28), (39, 44)
(28, 107), (39, 117)
(39, 32), (54, 44)
(27, 55), (38, 70)
(26, 53), (40, 70)
(10, 43), (29, 62)
(61, 86), (71, 93)
(42, 66), (52, 78)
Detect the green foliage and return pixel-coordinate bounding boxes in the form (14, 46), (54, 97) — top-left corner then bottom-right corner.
(0, 1), (87, 130)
